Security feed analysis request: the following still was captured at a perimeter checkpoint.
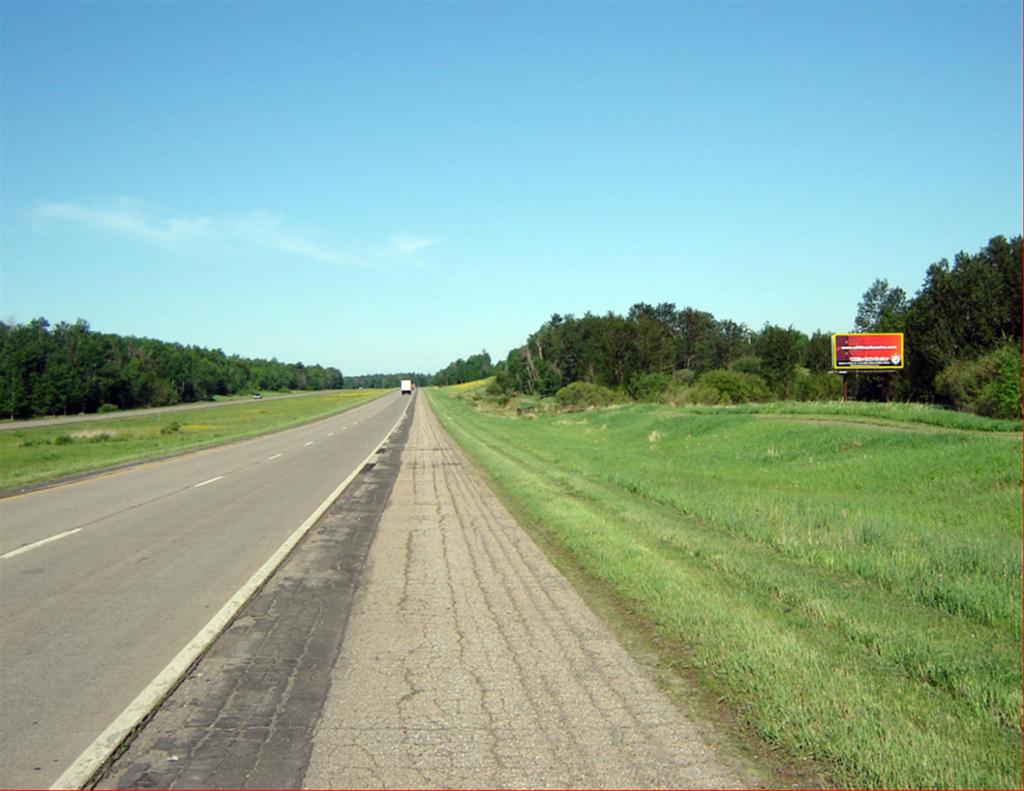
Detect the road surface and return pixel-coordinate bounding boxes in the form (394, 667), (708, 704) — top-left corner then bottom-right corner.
(0, 391), (409, 789)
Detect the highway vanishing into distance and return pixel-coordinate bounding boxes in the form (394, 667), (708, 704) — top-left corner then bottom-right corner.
(0, 391), (409, 788)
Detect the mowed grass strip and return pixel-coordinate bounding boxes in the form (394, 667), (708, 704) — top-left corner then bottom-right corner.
(1, 389), (389, 490)
(426, 388), (1023, 789)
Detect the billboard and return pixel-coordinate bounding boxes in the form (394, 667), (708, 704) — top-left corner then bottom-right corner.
(832, 333), (904, 370)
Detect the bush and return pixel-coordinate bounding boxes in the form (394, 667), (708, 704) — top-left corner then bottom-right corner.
(687, 382), (725, 405)
(629, 372), (672, 402)
(935, 342), (1022, 419)
(729, 355), (764, 376)
(53, 434), (73, 445)
(660, 381), (691, 405)
(694, 370), (771, 404)
(160, 421), (181, 435)
(97, 403), (119, 413)
(794, 370), (842, 401)
(672, 368), (696, 385)
(554, 381), (619, 409)
(485, 378), (505, 397)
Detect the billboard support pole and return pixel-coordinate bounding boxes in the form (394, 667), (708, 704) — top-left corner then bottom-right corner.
(841, 374), (848, 402)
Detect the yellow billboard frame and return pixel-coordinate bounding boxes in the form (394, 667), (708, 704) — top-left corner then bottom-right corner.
(831, 332), (905, 371)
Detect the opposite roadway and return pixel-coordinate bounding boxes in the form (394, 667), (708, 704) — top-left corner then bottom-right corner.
(0, 391), (408, 788)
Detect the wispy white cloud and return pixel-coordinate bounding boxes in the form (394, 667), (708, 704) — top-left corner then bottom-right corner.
(28, 200), (362, 268)
(29, 200), (209, 245)
(29, 199), (443, 269)
(221, 211), (357, 267)
(390, 231), (442, 255)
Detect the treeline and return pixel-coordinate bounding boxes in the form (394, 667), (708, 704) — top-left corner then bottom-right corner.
(0, 319), (343, 419)
(344, 372), (432, 389)
(443, 235), (1019, 419)
(433, 351), (495, 386)
(495, 308), (829, 402)
(345, 353), (495, 390)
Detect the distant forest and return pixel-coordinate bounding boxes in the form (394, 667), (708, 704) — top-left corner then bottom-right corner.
(0, 321), (343, 419)
(433, 235), (1022, 419)
(344, 373), (433, 390)
(4, 235), (1019, 421)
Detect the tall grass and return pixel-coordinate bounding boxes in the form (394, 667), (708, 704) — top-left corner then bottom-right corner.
(0, 389), (388, 490)
(427, 388), (1023, 788)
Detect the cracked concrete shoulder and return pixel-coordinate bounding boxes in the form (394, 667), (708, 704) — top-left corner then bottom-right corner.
(302, 397), (766, 790)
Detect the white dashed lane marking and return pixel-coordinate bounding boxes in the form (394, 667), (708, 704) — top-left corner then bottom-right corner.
(1, 528), (83, 560)
(194, 476), (224, 488)
(268, 453), (282, 460)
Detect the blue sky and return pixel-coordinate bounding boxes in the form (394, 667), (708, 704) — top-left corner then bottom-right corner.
(2, 1), (1020, 375)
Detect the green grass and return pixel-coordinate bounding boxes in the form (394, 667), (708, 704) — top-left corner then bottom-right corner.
(209, 388), (298, 401)
(0, 389), (388, 490)
(661, 399), (1022, 432)
(426, 388), (1023, 789)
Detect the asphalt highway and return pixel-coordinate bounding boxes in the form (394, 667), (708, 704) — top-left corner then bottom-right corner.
(0, 391), (409, 789)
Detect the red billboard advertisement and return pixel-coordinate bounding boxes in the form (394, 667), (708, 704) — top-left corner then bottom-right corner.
(832, 333), (904, 370)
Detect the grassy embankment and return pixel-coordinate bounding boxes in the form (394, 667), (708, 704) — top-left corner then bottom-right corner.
(427, 384), (1022, 789)
(210, 389), (298, 401)
(1, 389), (389, 491)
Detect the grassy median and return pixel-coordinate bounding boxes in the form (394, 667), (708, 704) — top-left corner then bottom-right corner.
(1, 390), (389, 491)
(426, 386), (1022, 789)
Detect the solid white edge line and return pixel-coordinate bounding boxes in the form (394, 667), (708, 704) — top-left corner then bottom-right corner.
(1, 527), (83, 560)
(193, 476), (224, 488)
(49, 393), (412, 790)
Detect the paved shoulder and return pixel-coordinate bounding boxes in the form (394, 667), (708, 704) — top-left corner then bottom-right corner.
(303, 397), (764, 789)
(93, 402), (414, 789)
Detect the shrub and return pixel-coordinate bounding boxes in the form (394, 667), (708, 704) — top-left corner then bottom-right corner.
(660, 380), (693, 405)
(729, 355), (764, 376)
(672, 368), (696, 385)
(687, 382), (725, 404)
(554, 381), (619, 409)
(935, 342), (1022, 419)
(485, 378), (505, 397)
(995, 343), (1023, 418)
(97, 403), (119, 413)
(794, 371), (843, 401)
(53, 434), (73, 446)
(629, 372), (672, 402)
(695, 369), (771, 404)
(160, 421), (181, 435)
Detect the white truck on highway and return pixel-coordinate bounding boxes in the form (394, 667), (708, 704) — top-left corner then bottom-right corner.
(400, 379), (413, 395)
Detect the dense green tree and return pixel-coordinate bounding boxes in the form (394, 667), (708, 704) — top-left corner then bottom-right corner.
(755, 324), (807, 397)
(902, 235), (1022, 401)
(0, 319), (345, 419)
(804, 331), (834, 375)
(855, 279), (908, 332)
(440, 233), (1019, 417)
(434, 351), (493, 386)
